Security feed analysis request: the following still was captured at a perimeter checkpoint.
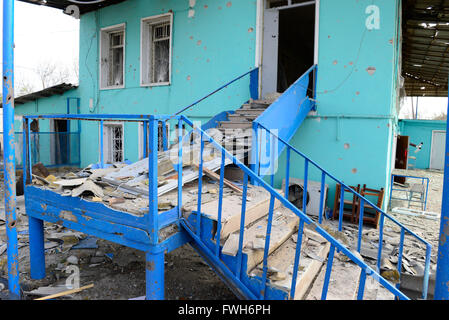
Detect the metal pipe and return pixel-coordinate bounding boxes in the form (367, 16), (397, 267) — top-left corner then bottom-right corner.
(177, 120), (183, 219)
(236, 174), (249, 279)
(357, 269), (367, 300)
(303, 160), (309, 215)
(215, 150), (225, 257)
(175, 68), (258, 115)
(285, 147), (291, 200)
(196, 132), (204, 236)
(357, 199), (365, 253)
(423, 243), (431, 300)
(319, 172), (325, 224)
(2, 0), (20, 299)
(100, 120), (104, 168)
(435, 83), (449, 299)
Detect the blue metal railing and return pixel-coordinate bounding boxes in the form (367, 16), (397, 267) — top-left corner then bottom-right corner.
(252, 121), (432, 300)
(174, 68), (259, 115)
(177, 115), (429, 300)
(389, 174), (429, 211)
(19, 112), (431, 300)
(252, 65), (317, 178)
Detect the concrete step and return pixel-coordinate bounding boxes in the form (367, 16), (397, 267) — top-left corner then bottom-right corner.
(222, 206), (298, 267)
(304, 250), (396, 300)
(218, 121), (253, 130)
(234, 108), (267, 115)
(227, 113), (259, 121)
(248, 223), (331, 300)
(242, 100), (271, 109)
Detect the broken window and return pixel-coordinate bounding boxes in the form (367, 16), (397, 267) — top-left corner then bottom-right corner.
(141, 13), (173, 86)
(108, 31), (124, 87)
(100, 24), (125, 89)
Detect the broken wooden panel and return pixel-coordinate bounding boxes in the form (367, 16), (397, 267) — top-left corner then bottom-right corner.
(193, 186), (284, 239)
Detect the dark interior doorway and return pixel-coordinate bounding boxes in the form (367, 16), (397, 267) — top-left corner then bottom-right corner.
(277, 5), (315, 93)
(54, 119), (69, 165)
(394, 135), (409, 184)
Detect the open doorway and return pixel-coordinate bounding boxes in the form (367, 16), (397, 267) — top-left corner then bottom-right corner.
(51, 119), (70, 165)
(261, 0), (317, 98)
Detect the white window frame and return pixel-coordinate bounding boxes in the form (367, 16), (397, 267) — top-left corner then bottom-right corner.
(100, 23), (126, 90)
(99, 121), (125, 164)
(140, 13), (173, 87)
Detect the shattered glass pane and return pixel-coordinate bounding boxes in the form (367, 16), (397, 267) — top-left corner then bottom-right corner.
(153, 39), (170, 83)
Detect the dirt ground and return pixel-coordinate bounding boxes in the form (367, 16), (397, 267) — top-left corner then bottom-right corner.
(0, 167), (444, 300)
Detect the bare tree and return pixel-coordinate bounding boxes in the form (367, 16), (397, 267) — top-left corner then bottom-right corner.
(432, 111), (447, 120)
(72, 57), (79, 84)
(35, 60), (71, 89)
(17, 78), (36, 96)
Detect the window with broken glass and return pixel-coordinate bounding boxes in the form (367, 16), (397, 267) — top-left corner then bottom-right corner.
(141, 14), (172, 86)
(108, 31), (124, 87)
(151, 23), (170, 83)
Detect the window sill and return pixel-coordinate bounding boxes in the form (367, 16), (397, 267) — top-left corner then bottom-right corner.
(141, 82), (171, 88)
(100, 85), (125, 91)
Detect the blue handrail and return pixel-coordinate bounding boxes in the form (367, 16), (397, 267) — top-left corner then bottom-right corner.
(19, 113), (431, 300)
(180, 115), (415, 300)
(174, 68), (259, 115)
(253, 120), (432, 300)
(252, 65), (317, 178)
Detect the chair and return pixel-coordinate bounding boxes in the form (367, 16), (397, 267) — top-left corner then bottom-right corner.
(333, 183), (361, 223)
(355, 185), (385, 228)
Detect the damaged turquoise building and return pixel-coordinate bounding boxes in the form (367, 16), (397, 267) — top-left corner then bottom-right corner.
(13, 0), (403, 211)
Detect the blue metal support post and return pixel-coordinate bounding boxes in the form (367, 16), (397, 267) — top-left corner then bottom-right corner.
(434, 81), (449, 299)
(2, 0), (21, 299)
(145, 117), (164, 300)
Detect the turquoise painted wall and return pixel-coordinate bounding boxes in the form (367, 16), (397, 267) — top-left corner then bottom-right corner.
(16, 0), (258, 168)
(399, 119), (447, 169)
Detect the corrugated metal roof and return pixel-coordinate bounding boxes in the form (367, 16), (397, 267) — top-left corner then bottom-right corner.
(403, 0), (449, 97)
(18, 0), (127, 14)
(0, 83), (77, 108)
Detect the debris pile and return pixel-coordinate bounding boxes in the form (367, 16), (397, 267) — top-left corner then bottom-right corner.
(29, 128), (249, 216)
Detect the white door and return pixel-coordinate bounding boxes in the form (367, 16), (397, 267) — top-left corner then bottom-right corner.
(261, 9), (279, 99)
(430, 130), (446, 170)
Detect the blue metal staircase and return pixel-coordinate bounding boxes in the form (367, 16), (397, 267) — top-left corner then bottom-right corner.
(173, 65), (432, 300)
(19, 66), (432, 300)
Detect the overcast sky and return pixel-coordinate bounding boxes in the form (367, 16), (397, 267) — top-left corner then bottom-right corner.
(0, 1), (79, 92)
(0, 1), (447, 119)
